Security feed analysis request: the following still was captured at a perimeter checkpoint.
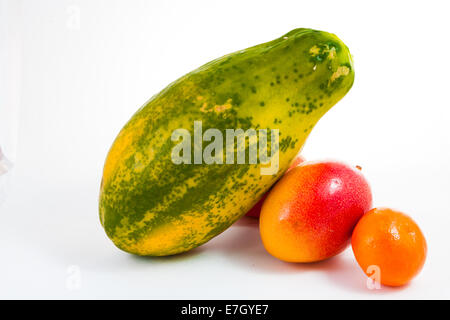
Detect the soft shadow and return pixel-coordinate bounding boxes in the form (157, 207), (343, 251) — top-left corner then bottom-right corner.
(320, 252), (373, 293)
(315, 251), (412, 294)
(127, 246), (206, 264)
(202, 220), (305, 274)
(206, 221), (411, 294)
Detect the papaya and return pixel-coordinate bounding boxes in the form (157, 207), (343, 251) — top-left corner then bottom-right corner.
(99, 28), (355, 256)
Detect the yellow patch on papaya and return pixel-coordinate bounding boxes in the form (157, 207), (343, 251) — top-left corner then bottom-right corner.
(214, 98), (232, 113)
(103, 118), (145, 185)
(132, 152), (146, 172)
(200, 102), (210, 113)
(330, 66), (350, 82)
(328, 47), (336, 59)
(309, 45), (320, 56)
(118, 211), (208, 256)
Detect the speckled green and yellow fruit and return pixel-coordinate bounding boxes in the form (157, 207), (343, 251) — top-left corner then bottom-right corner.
(99, 28), (355, 256)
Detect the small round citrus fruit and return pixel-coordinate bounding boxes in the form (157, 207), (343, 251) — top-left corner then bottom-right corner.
(351, 208), (427, 286)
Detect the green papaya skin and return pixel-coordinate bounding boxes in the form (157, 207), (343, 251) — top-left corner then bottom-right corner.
(99, 28), (354, 256)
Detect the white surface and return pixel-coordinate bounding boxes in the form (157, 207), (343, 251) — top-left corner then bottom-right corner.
(0, 0), (449, 299)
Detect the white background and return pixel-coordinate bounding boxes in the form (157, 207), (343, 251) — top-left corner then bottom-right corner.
(0, 0), (449, 299)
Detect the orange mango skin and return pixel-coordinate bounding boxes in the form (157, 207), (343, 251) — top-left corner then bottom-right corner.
(260, 161), (372, 262)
